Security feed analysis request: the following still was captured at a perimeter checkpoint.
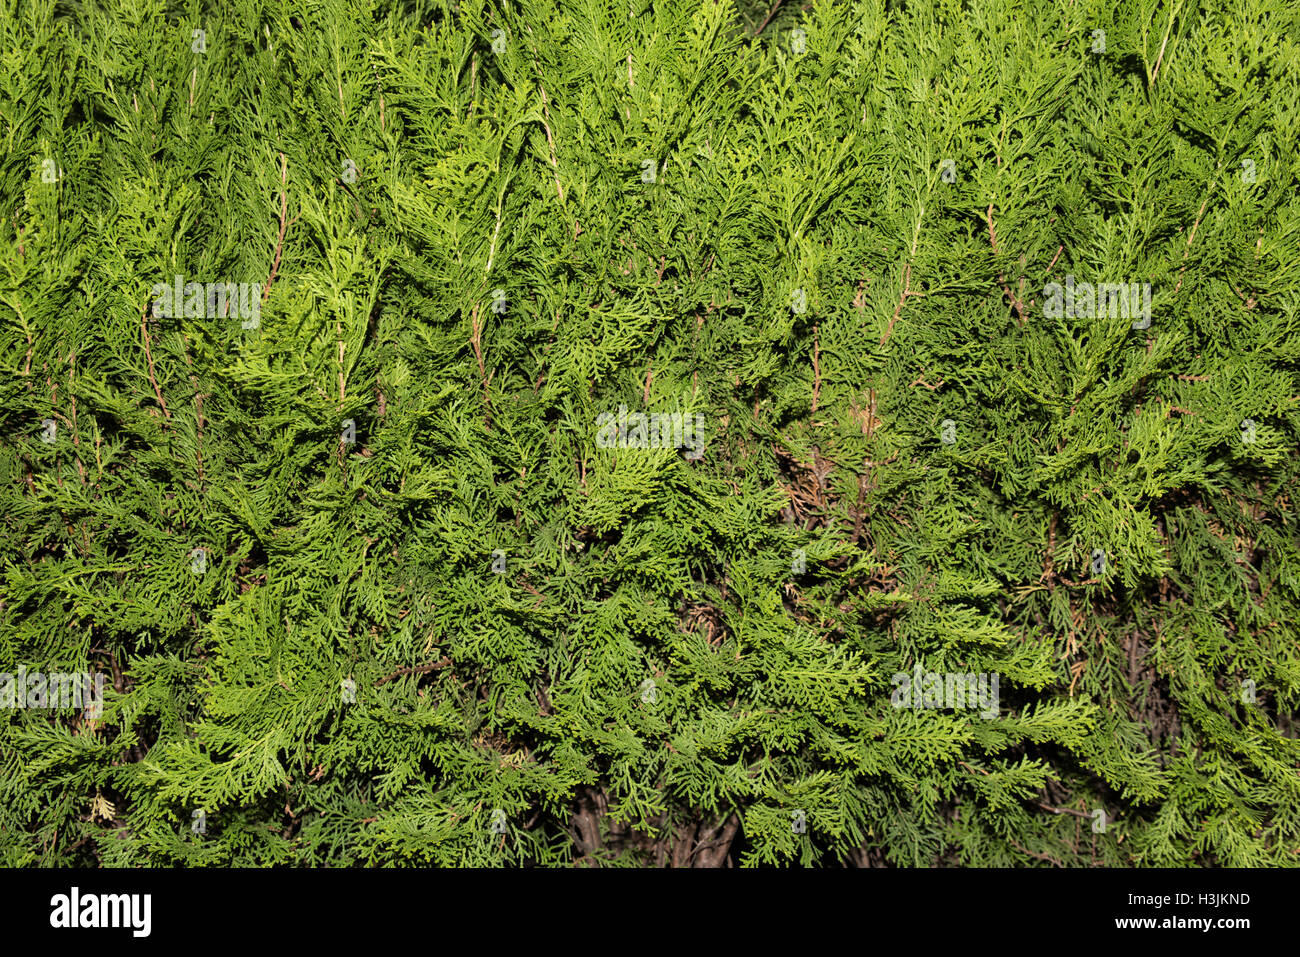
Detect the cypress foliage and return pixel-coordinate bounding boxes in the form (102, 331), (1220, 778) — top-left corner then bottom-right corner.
(1, 0), (1297, 867)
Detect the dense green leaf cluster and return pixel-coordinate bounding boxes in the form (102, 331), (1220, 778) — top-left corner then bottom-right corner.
(1, 0), (1297, 866)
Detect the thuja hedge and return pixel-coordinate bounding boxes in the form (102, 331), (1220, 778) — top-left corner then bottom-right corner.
(1, 0), (1298, 868)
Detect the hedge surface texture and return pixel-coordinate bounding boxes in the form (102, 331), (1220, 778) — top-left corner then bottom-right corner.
(1, 0), (1298, 866)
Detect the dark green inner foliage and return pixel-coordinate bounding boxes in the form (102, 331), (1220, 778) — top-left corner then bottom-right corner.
(1, 0), (1298, 866)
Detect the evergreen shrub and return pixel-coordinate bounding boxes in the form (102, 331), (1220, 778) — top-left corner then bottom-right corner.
(2, 0), (1298, 867)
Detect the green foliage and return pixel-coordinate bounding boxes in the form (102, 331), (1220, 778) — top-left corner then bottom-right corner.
(1, 0), (1298, 867)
